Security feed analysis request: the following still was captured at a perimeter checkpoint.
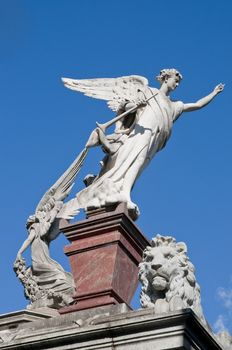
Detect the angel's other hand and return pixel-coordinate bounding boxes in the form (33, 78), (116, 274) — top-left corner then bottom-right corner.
(15, 253), (22, 262)
(214, 83), (225, 94)
(137, 99), (147, 107)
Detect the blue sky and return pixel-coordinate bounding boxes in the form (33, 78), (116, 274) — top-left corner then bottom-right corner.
(0, 0), (231, 333)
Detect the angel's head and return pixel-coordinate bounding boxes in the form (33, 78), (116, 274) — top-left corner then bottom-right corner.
(156, 69), (182, 91)
(26, 214), (37, 229)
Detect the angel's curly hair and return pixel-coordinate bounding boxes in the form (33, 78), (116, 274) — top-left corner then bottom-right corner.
(156, 69), (183, 84)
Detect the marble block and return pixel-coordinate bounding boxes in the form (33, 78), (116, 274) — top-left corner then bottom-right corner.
(59, 204), (150, 313)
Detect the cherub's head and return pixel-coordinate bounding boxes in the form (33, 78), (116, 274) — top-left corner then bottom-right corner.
(156, 69), (183, 91)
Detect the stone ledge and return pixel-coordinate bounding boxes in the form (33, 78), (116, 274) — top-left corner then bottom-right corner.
(0, 309), (58, 332)
(0, 308), (223, 349)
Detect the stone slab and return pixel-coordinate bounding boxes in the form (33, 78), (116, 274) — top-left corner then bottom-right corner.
(0, 308), (224, 349)
(0, 309), (59, 332)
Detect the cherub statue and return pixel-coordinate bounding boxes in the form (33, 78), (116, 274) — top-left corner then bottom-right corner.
(59, 69), (224, 220)
(14, 150), (87, 309)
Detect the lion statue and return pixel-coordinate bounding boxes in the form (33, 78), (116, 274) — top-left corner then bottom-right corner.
(139, 234), (206, 325)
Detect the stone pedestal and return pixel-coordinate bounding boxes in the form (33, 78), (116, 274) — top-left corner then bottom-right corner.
(59, 204), (150, 314)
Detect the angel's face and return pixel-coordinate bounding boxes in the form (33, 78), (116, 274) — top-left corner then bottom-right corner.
(166, 75), (180, 91)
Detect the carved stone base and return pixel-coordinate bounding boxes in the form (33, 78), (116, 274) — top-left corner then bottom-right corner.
(0, 308), (224, 349)
(59, 203), (150, 314)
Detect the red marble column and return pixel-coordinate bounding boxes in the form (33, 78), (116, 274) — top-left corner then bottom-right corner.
(59, 203), (150, 314)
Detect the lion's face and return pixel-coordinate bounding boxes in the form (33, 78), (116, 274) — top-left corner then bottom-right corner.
(144, 245), (183, 291)
(142, 236), (188, 293)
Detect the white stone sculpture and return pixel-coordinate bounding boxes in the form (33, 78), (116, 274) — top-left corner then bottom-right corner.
(59, 70), (224, 220)
(139, 234), (206, 325)
(14, 149), (87, 309)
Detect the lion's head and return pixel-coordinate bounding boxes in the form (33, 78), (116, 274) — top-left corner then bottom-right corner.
(139, 234), (206, 324)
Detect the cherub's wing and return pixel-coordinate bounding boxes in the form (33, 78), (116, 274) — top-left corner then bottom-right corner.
(34, 148), (88, 233)
(62, 75), (149, 112)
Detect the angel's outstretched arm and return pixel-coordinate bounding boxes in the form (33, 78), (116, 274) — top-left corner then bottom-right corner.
(183, 83), (224, 112)
(16, 228), (36, 259)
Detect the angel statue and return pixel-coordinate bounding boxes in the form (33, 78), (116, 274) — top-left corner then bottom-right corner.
(14, 150), (87, 309)
(59, 69), (224, 220)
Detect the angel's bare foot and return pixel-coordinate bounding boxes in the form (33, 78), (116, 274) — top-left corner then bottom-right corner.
(127, 200), (140, 220)
(127, 199), (137, 210)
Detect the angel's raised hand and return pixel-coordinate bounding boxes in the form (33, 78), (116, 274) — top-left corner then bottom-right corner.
(214, 83), (225, 94)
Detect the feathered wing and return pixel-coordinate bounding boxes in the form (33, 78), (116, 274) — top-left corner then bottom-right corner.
(32, 148), (88, 240)
(61, 75), (149, 112)
(57, 197), (79, 221)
